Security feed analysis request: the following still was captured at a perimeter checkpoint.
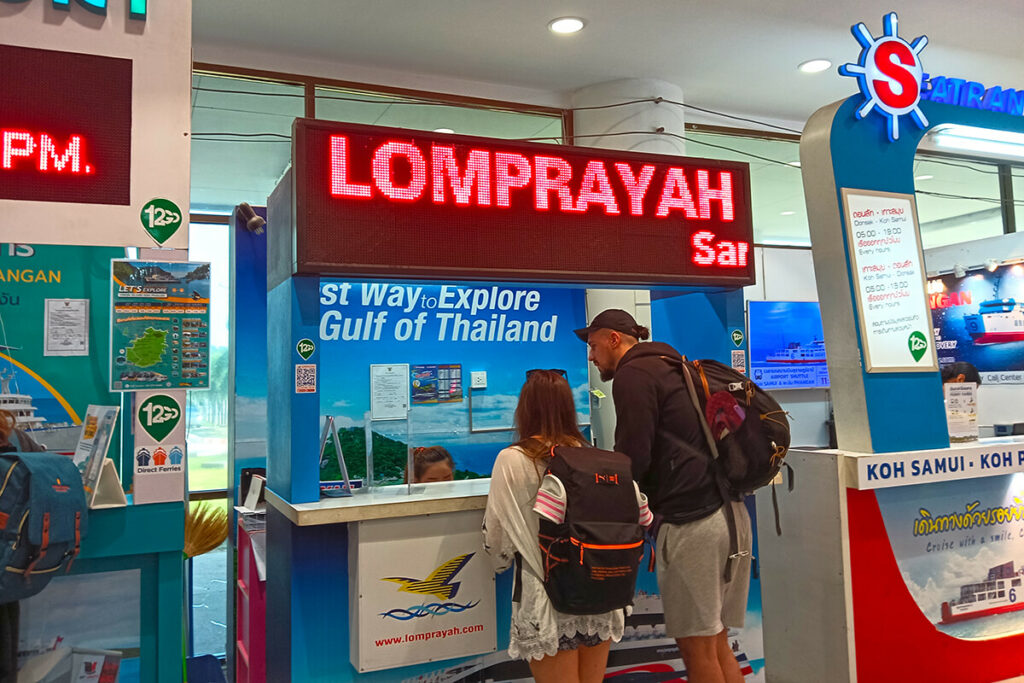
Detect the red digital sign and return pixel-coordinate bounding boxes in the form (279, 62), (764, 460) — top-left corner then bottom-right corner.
(0, 44), (132, 205)
(293, 119), (754, 285)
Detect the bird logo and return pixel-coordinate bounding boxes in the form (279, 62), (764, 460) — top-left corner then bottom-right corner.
(381, 552), (474, 601)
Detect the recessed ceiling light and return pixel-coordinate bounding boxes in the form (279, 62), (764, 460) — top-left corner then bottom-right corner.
(548, 17), (585, 34)
(915, 174), (933, 181)
(787, 161), (801, 167)
(433, 128), (455, 134)
(780, 211), (796, 216)
(798, 59), (832, 74)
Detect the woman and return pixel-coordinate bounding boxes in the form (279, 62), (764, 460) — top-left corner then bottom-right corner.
(0, 409), (44, 453)
(411, 446), (455, 483)
(483, 370), (625, 683)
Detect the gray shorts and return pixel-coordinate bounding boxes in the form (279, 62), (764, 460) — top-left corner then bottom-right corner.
(655, 501), (752, 639)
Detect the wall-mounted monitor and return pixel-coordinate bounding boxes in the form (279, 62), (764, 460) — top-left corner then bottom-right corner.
(748, 300), (830, 390)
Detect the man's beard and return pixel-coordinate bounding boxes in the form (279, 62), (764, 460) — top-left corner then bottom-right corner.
(599, 367), (615, 382)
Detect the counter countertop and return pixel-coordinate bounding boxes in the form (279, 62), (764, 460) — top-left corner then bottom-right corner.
(266, 478), (491, 526)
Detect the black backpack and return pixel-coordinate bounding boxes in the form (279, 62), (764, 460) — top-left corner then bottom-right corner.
(536, 445), (645, 615)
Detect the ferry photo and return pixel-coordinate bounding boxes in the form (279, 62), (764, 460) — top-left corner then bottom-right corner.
(940, 561), (1024, 624)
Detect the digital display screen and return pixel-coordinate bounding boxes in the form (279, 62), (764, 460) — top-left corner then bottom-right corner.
(748, 300), (830, 390)
(0, 44), (132, 205)
(293, 119), (754, 285)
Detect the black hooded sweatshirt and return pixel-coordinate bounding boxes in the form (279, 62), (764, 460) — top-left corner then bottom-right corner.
(612, 341), (723, 524)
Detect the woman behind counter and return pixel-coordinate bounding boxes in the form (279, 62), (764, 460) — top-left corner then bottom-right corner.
(482, 369), (624, 683)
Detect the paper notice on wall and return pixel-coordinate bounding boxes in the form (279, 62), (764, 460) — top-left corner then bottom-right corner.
(44, 299), (89, 356)
(370, 363), (409, 420)
(842, 189), (937, 372)
(943, 382), (978, 443)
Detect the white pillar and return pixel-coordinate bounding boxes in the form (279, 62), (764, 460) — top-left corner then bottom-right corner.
(570, 78), (685, 449)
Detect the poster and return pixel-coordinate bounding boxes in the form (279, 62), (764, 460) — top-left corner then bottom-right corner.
(132, 391), (186, 504)
(44, 299), (89, 357)
(0, 244), (123, 452)
(944, 383), (979, 443)
(747, 301), (829, 389)
(110, 260), (211, 391)
(842, 189), (936, 372)
(876, 475), (1024, 640)
(411, 364), (463, 404)
(929, 263), (1024, 384)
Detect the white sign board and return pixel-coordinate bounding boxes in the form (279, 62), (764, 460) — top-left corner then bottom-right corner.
(842, 189), (937, 372)
(848, 439), (1024, 489)
(350, 511), (496, 672)
(370, 363), (409, 421)
(0, 0), (192, 248)
(132, 390), (186, 504)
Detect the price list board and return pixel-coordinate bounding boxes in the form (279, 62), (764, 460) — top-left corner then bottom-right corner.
(842, 189), (937, 372)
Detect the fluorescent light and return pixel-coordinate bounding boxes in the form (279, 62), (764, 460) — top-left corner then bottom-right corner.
(787, 161), (801, 167)
(915, 174), (933, 181)
(930, 124), (1024, 159)
(433, 128), (455, 134)
(548, 17), (585, 34)
(780, 211), (796, 216)
(798, 59), (832, 74)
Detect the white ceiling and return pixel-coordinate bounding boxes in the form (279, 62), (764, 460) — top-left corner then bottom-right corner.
(192, 0), (1024, 126)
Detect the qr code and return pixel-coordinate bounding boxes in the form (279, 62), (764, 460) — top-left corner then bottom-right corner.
(295, 364), (317, 393)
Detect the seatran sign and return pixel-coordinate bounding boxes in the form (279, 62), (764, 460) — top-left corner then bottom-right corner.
(0, 0), (147, 19)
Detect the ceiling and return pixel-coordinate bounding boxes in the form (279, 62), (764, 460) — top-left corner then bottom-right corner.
(192, 0), (1024, 126)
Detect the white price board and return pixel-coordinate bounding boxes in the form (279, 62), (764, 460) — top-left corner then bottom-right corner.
(842, 189), (937, 372)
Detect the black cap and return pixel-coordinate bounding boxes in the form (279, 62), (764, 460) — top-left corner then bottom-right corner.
(574, 309), (640, 342)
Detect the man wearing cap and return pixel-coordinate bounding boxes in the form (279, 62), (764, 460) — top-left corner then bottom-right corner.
(575, 309), (751, 683)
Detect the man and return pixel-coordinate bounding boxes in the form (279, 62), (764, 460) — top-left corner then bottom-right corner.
(575, 308), (752, 683)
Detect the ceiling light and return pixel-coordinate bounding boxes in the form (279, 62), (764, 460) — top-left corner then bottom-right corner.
(798, 59), (833, 74)
(548, 17), (585, 34)
(986, 258), (1000, 272)
(915, 174), (933, 181)
(433, 128), (454, 134)
(954, 264), (967, 278)
(780, 211), (796, 216)
(930, 124), (1024, 159)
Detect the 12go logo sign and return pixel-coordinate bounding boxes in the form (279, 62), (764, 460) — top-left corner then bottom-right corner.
(839, 12), (929, 141)
(137, 394), (182, 442)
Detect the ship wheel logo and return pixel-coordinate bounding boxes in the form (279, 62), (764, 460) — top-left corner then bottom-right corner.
(839, 12), (929, 141)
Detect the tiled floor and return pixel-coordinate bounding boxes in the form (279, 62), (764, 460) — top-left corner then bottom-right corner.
(191, 542), (228, 657)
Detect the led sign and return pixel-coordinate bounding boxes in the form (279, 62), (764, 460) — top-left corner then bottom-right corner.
(291, 120), (754, 286)
(0, 44), (132, 205)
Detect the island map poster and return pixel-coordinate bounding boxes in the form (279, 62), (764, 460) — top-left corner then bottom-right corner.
(110, 260), (211, 391)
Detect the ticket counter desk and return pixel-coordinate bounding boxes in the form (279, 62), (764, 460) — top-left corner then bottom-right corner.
(757, 438), (1024, 683)
(264, 480), (508, 682)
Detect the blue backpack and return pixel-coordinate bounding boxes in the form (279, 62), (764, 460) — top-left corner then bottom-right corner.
(0, 450), (89, 604)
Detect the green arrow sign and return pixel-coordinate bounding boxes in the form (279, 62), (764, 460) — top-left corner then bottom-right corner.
(140, 198), (183, 245)
(908, 331), (929, 363)
(137, 394), (181, 442)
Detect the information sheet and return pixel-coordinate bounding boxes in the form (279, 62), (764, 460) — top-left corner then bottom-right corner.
(110, 260), (211, 391)
(842, 189), (937, 372)
(44, 299), (89, 356)
(370, 364), (409, 420)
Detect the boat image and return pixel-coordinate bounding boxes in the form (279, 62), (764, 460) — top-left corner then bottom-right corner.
(765, 339), (827, 363)
(964, 299), (1024, 345)
(940, 561), (1024, 624)
(0, 365), (46, 430)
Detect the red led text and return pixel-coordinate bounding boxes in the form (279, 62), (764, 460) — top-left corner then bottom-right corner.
(692, 230), (749, 268)
(2, 130), (92, 174)
(329, 135), (735, 222)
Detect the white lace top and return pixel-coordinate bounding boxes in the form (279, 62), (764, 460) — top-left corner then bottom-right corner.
(482, 445), (627, 661)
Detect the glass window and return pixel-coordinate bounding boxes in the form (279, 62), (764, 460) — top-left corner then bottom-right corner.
(913, 155), (1004, 249)
(683, 131), (808, 246)
(186, 223), (230, 492)
(1012, 167), (1024, 233)
(314, 86), (563, 142)
(191, 73), (305, 213)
